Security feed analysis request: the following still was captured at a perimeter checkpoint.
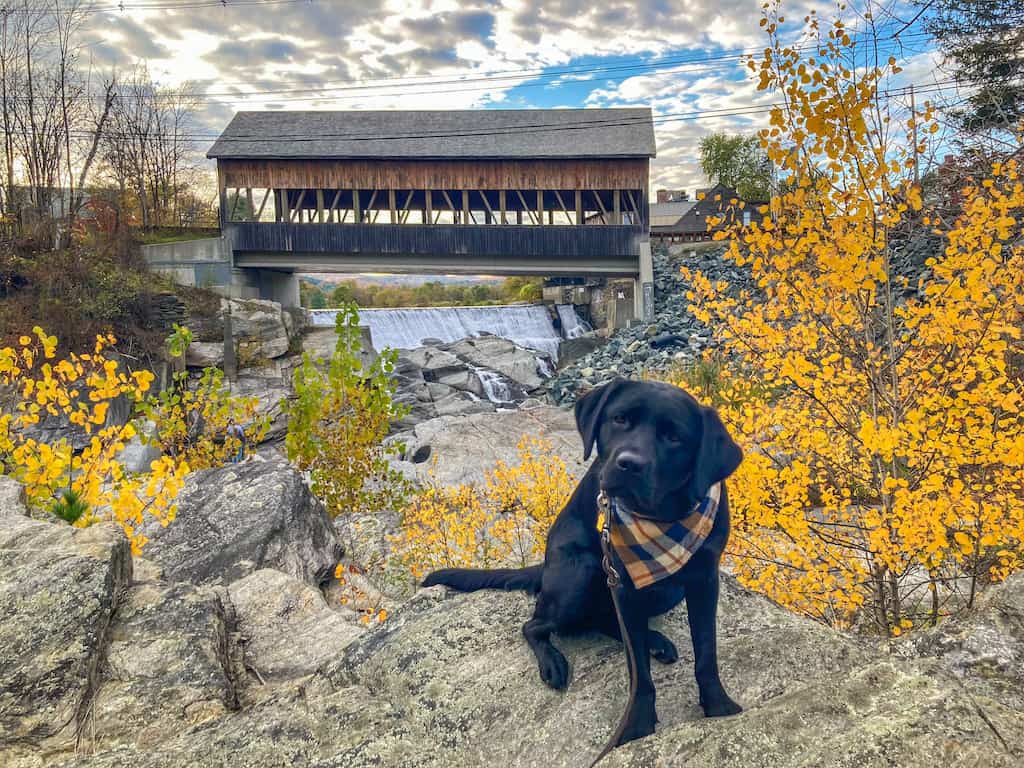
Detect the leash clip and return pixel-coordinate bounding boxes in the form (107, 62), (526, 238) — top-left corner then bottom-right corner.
(597, 490), (621, 588)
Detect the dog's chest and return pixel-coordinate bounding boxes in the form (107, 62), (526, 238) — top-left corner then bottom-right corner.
(629, 571), (688, 617)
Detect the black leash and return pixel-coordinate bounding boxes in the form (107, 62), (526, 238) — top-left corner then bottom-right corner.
(587, 490), (640, 768)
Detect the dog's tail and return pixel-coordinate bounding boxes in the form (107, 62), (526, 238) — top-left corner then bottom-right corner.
(421, 565), (543, 594)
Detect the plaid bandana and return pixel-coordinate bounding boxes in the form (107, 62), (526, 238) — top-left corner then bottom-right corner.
(608, 483), (721, 590)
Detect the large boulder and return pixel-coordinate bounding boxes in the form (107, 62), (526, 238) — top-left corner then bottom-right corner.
(301, 325), (377, 372)
(391, 358), (496, 430)
(227, 374), (292, 444)
(898, 571), (1024, 712)
(446, 336), (547, 391)
(394, 404), (587, 486)
(41, 574), (1024, 767)
(141, 458), (342, 587)
(117, 421), (163, 475)
(431, 368), (485, 398)
(184, 341), (224, 369)
(0, 517), (131, 756)
(228, 298), (293, 361)
(227, 569), (365, 684)
(85, 579), (238, 751)
(389, 337), (554, 429)
(426, 382), (495, 417)
(405, 347), (488, 398)
(0, 475), (27, 517)
(403, 346), (462, 376)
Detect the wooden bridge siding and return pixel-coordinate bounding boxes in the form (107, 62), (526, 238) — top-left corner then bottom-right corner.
(227, 222), (640, 259)
(219, 158), (649, 191)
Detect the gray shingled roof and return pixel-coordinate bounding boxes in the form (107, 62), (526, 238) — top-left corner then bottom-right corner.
(649, 199), (696, 227)
(207, 109), (656, 160)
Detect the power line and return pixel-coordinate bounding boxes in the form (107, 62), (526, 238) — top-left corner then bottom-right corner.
(199, 38), (935, 105)
(0, 28), (937, 109)
(61, 79), (965, 143)
(0, 0), (934, 105)
(3, 28), (931, 107)
(0, 0), (314, 17)
(0, 29), (932, 109)
(171, 31), (934, 100)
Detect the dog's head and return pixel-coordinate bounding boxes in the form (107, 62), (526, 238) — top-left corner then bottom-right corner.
(574, 378), (742, 519)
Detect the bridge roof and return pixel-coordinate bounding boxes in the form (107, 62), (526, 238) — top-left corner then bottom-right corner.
(207, 108), (656, 161)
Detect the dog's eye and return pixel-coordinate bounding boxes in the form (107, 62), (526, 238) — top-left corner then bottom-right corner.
(612, 414), (628, 426)
(662, 430), (681, 444)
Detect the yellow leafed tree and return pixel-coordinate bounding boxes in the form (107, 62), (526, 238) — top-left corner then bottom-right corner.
(0, 328), (189, 552)
(680, 4), (1024, 633)
(393, 436), (575, 580)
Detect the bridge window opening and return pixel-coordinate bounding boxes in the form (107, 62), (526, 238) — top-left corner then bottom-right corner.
(222, 187), (643, 229)
(224, 187), (275, 222)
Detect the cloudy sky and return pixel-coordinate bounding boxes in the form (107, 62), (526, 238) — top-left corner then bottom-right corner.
(82, 0), (945, 193)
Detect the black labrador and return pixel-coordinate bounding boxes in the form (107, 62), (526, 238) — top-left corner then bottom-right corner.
(422, 378), (743, 745)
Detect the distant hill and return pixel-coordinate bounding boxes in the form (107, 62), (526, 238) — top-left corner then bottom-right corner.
(303, 273), (503, 288)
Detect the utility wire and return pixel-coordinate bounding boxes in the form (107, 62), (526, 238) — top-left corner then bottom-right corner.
(59, 79), (964, 142)
(164, 32), (933, 100)
(0, 29), (932, 106)
(0, 0), (315, 17)
(0, 1), (933, 104)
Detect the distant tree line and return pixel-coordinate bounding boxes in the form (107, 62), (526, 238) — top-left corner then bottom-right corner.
(299, 277), (544, 309)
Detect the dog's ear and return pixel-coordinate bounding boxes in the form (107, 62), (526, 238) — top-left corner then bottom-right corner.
(691, 406), (743, 498)
(574, 378), (625, 461)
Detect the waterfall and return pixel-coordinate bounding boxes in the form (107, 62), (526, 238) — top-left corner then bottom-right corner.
(555, 304), (592, 339)
(311, 304), (562, 359)
(473, 367), (514, 404)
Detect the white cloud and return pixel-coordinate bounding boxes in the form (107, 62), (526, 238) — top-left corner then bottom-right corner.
(78, 0), (940, 193)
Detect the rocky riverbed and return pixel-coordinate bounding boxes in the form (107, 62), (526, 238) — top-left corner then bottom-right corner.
(543, 233), (946, 405)
(545, 242), (752, 404)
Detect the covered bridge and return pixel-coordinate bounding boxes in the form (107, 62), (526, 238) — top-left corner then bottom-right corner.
(207, 108), (656, 319)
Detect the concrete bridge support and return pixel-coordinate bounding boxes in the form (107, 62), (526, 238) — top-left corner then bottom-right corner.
(254, 270), (300, 308)
(635, 238), (654, 323)
(140, 237), (303, 309)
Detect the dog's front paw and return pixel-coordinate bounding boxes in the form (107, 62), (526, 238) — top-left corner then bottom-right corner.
(615, 714), (656, 746)
(615, 695), (657, 745)
(537, 646), (570, 690)
(700, 693), (743, 718)
(648, 630), (678, 664)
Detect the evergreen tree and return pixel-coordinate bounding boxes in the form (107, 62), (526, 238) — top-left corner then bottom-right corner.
(924, 0), (1024, 133)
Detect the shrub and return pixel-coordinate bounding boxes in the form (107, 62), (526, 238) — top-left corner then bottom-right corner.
(678, 4), (1024, 634)
(0, 327), (188, 552)
(137, 326), (270, 470)
(49, 489), (89, 525)
(1, 325), (273, 551)
(0, 239), (169, 353)
(392, 436), (575, 581)
(284, 303), (410, 518)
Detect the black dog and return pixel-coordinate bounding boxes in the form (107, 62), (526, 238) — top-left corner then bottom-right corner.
(422, 378), (743, 745)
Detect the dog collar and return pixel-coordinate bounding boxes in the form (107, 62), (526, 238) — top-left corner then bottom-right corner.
(602, 483), (721, 590)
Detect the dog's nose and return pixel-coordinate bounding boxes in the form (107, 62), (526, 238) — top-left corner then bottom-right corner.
(615, 451), (647, 474)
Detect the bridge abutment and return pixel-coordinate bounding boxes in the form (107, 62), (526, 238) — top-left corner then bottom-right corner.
(140, 236), (302, 309)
